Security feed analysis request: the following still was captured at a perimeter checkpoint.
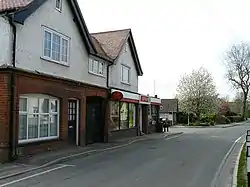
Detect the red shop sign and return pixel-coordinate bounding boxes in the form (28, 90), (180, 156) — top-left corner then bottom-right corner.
(111, 91), (123, 101)
(141, 96), (149, 102)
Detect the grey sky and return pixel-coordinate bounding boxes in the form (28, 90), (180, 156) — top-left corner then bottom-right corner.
(79, 0), (250, 99)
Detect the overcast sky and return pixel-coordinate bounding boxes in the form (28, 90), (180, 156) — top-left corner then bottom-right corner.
(79, 0), (250, 100)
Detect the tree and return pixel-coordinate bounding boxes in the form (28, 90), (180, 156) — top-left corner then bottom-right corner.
(176, 67), (218, 120)
(219, 102), (230, 116)
(224, 42), (250, 119)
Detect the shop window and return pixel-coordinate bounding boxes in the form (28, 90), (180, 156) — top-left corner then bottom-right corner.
(129, 103), (136, 128)
(109, 101), (136, 130)
(151, 105), (158, 122)
(110, 101), (120, 130)
(19, 94), (59, 143)
(120, 102), (129, 129)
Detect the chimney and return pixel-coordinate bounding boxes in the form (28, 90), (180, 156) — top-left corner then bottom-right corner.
(155, 95), (158, 98)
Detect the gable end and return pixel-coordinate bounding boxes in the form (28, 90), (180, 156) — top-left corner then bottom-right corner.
(127, 32), (143, 76)
(12, 0), (95, 54)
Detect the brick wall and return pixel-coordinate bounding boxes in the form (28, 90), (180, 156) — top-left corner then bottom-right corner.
(0, 69), (109, 162)
(0, 72), (11, 162)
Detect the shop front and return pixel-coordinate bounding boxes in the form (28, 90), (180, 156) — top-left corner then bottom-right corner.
(109, 89), (140, 141)
(139, 95), (151, 134)
(149, 96), (162, 132)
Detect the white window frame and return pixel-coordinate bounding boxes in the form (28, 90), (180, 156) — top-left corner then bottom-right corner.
(55, 0), (62, 11)
(121, 65), (131, 84)
(88, 59), (105, 76)
(125, 42), (129, 52)
(42, 26), (70, 66)
(18, 95), (60, 144)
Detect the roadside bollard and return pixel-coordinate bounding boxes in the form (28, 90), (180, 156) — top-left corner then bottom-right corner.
(246, 130), (250, 187)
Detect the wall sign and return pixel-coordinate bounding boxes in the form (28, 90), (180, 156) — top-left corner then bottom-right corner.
(141, 96), (149, 102)
(111, 91), (123, 101)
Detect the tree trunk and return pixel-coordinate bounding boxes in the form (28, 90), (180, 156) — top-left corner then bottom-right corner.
(242, 92), (248, 120)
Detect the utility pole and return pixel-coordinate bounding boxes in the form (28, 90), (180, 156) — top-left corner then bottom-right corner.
(153, 80), (156, 96)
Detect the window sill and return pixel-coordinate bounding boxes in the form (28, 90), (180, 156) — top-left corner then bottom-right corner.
(88, 71), (105, 78)
(55, 8), (62, 12)
(121, 81), (131, 86)
(110, 127), (137, 132)
(18, 136), (59, 145)
(41, 56), (69, 67)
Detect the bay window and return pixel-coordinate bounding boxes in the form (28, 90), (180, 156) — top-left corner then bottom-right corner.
(19, 95), (60, 143)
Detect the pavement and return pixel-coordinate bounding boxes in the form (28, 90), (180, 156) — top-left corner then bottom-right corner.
(173, 120), (248, 128)
(0, 123), (249, 187)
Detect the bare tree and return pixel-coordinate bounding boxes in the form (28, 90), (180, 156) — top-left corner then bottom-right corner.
(224, 42), (250, 119)
(176, 67), (218, 120)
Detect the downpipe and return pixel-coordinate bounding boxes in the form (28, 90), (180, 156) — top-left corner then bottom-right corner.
(8, 15), (17, 160)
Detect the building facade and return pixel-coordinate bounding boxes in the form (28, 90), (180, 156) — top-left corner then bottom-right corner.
(91, 29), (146, 139)
(160, 99), (179, 125)
(0, 0), (112, 162)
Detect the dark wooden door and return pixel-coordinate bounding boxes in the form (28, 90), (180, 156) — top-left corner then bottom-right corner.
(86, 99), (103, 144)
(68, 100), (77, 144)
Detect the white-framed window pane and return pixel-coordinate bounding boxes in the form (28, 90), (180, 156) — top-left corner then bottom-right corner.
(40, 98), (49, 113)
(61, 38), (68, 62)
(28, 114), (39, 139)
(28, 98), (39, 113)
(52, 33), (61, 61)
(40, 115), (49, 137)
(19, 98), (27, 112)
(98, 62), (103, 75)
(50, 115), (58, 136)
(122, 66), (130, 83)
(50, 100), (58, 113)
(44, 31), (51, 57)
(56, 0), (62, 10)
(93, 60), (98, 73)
(89, 59), (93, 72)
(19, 114), (27, 140)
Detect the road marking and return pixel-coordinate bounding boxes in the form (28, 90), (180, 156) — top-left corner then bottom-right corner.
(0, 165), (69, 187)
(165, 134), (183, 140)
(210, 133), (245, 187)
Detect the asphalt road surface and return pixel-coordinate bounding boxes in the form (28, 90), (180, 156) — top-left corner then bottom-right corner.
(0, 123), (249, 187)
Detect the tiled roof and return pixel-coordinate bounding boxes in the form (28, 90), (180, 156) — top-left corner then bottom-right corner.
(160, 99), (179, 113)
(0, 0), (32, 13)
(90, 36), (112, 61)
(91, 29), (130, 60)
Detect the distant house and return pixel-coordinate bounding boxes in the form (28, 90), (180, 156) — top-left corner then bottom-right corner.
(159, 99), (178, 125)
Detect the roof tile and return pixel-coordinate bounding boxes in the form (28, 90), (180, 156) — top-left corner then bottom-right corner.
(91, 29), (130, 60)
(0, 0), (32, 13)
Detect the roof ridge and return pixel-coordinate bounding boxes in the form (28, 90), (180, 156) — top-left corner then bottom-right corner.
(91, 28), (131, 35)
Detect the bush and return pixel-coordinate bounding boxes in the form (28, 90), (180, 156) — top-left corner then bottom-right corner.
(215, 114), (231, 124)
(227, 116), (244, 123)
(200, 114), (216, 125)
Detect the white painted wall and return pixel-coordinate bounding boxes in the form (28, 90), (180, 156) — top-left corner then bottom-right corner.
(0, 16), (12, 65)
(14, 0), (107, 87)
(109, 41), (139, 92)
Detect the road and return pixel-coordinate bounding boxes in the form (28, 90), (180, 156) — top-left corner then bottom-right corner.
(0, 123), (249, 187)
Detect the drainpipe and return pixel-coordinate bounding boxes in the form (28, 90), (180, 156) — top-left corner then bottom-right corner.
(105, 64), (112, 142)
(8, 15), (17, 160)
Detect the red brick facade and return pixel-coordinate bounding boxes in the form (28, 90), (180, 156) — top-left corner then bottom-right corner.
(0, 68), (108, 162)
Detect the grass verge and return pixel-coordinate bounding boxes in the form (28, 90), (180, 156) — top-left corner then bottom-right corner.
(237, 143), (247, 187)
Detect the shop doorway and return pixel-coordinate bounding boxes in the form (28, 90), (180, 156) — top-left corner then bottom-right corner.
(68, 99), (79, 145)
(141, 105), (149, 134)
(86, 96), (104, 144)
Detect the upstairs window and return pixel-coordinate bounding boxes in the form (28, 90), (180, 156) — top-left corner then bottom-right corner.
(89, 59), (104, 76)
(121, 65), (130, 84)
(55, 0), (62, 11)
(125, 42), (129, 52)
(43, 27), (70, 66)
